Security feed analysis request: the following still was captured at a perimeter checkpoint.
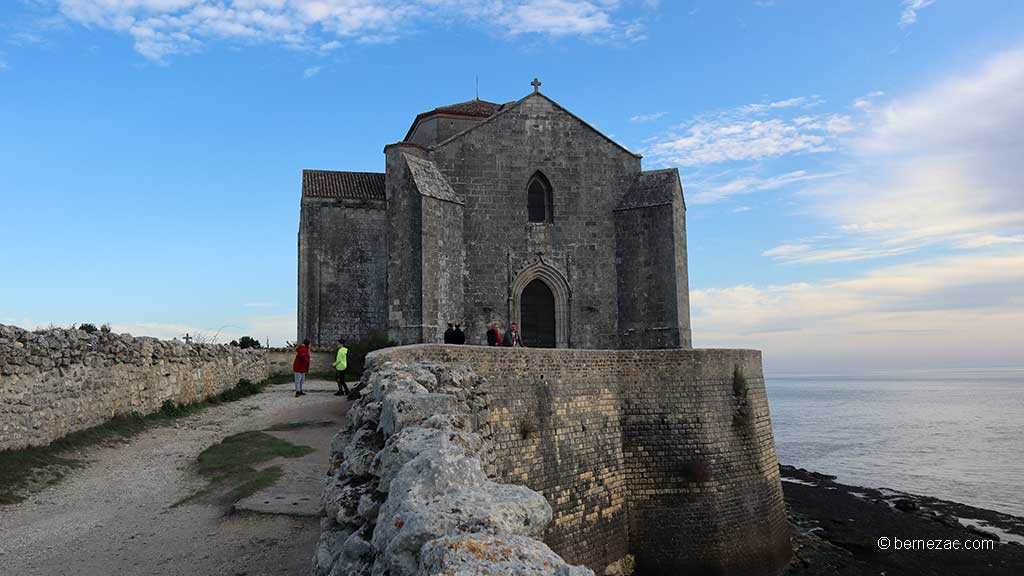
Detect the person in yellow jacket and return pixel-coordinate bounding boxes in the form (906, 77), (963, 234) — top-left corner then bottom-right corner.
(334, 338), (349, 397)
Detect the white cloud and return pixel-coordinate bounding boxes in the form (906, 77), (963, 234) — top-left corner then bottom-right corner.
(629, 111), (665, 122)
(690, 169), (843, 204)
(853, 90), (884, 110)
(899, 0), (934, 28)
(302, 64), (320, 78)
(768, 47), (1024, 263)
(500, 0), (612, 35)
(52, 0), (646, 61)
(692, 251), (1024, 370)
(644, 97), (852, 167)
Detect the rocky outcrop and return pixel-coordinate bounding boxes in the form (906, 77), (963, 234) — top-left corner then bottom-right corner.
(314, 359), (594, 576)
(0, 324), (267, 450)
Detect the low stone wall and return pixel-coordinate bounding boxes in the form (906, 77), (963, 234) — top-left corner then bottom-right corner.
(315, 359), (594, 576)
(0, 324), (267, 451)
(329, 344), (791, 576)
(265, 348), (336, 376)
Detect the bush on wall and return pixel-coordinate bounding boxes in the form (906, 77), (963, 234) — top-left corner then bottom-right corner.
(346, 332), (397, 377)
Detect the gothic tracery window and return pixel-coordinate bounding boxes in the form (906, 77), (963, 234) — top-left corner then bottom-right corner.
(527, 172), (553, 223)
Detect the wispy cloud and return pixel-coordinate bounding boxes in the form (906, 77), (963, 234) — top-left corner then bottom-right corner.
(692, 250), (1024, 369)
(303, 65), (320, 79)
(630, 111), (666, 122)
(644, 97), (851, 167)
(765, 47), (1024, 264)
(852, 90), (885, 110)
(690, 169), (843, 204)
(50, 0), (650, 62)
(899, 0), (935, 28)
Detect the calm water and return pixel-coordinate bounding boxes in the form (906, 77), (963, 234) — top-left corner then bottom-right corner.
(767, 368), (1024, 518)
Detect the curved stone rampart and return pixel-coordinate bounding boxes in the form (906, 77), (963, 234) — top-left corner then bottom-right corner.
(333, 345), (791, 576)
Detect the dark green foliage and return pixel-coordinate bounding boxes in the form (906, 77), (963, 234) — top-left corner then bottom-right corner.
(78, 323), (98, 334)
(346, 332), (398, 377)
(237, 336), (261, 349)
(732, 366), (748, 398)
(732, 366), (753, 428)
(99, 323), (112, 333)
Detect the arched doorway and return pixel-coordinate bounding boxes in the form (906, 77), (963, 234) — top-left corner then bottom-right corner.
(510, 260), (571, 348)
(521, 279), (556, 348)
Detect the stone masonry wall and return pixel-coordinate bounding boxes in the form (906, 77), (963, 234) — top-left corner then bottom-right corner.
(428, 95), (642, 349)
(365, 345), (791, 576)
(315, 357), (593, 576)
(614, 202), (685, 350)
(298, 195), (388, 347)
(0, 324), (268, 451)
(265, 349), (336, 376)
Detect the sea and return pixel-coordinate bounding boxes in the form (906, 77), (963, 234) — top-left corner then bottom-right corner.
(767, 368), (1024, 518)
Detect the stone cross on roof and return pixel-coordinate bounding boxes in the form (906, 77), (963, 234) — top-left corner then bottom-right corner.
(531, 78), (542, 92)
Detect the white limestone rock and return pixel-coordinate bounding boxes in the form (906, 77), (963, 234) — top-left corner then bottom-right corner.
(379, 392), (462, 437)
(418, 534), (596, 576)
(372, 473), (552, 576)
(340, 426), (383, 479)
(328, 527), (375, 576)
(373, 425), (483, 493)
(313, 525), (354, 576)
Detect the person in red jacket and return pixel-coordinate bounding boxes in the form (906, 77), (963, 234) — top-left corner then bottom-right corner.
(293, 338), (311, 397)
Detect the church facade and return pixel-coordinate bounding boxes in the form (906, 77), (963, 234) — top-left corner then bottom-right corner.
(298, 81), (691, 350)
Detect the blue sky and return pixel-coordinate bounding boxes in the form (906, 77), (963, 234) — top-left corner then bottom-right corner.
(1, 1), (1022, 370)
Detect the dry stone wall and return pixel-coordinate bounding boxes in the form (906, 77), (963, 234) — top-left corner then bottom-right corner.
(315, 358), (594, 576)
(357, 344), (791, 576)
(265, 349), (336, 376)
(0, 324), (267, 451)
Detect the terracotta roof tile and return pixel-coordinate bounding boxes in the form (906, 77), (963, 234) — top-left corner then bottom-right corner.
(302, 170), (385, 200)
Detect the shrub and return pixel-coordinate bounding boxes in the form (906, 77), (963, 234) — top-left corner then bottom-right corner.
(78, 323), (98, 334)
(99, 323), (112, 333)
(237, 336), (261, 349)
(346, 332), (398, 377)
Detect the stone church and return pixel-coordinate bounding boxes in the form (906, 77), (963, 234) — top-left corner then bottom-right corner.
(298, 80), (690, 350)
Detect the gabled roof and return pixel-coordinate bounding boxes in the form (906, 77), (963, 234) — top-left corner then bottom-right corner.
(404, 154), (463, 205)
(616, 168), (684, 210)
(403, 99), (506, 141)
(302, 170), (385, 200)
(428, 92), (642, 160)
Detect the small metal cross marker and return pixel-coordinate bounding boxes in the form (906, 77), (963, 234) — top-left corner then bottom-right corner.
(531, 77), (542, 92)
(183, 333), (192, 344)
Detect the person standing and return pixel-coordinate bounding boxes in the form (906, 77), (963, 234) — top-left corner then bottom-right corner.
(334, 338), (349, 396)
(453, 324), (465, 344)
(444, 324), (455, 344)
(486, 322), (503, 346)
(293, 338), (311, 397)
(503, 323), (524, 348)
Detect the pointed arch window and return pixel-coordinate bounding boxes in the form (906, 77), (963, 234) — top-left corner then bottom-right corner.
(527, 172), (553, 223)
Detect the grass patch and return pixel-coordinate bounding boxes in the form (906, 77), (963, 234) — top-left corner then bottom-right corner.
(0, 376), (280, 505)
(192, 431), (313, 505)
(263, 420), (335, 432)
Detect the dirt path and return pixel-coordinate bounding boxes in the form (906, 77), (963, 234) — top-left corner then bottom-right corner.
(0, 378), (347, 576)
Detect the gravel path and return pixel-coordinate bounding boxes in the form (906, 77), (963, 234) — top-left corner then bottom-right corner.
(0, 379), (347, 576)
